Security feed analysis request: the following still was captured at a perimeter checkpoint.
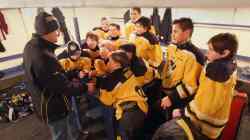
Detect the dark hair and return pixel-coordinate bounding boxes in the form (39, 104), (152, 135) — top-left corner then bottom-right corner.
(111, 51), (130, 68)
(208, 33), (238, 59)
(119, 43), (136, 58)
(135, 16), (151, 31)
(173, 17), (194, 36)
(110, 23), (120, 30)
(131, 7), (141, 14)
(86, 31), (99, 42)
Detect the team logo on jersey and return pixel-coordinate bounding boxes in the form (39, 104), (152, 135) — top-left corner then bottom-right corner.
(69, 45), (77, 51)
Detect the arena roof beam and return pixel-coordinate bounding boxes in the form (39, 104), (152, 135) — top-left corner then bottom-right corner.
(1, 0), (250, 9)
(85, 0), (250, 8)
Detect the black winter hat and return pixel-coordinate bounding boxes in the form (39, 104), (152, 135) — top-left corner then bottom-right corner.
(34, 12), (60, 35)
(67, 41), (81, 56)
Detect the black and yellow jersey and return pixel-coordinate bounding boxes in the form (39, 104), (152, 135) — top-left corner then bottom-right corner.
(94, 59), (108, 76)
(93, 27), (109, 40)
(129, 32), (163, 68)
(131, 56), (157, 85)
(98, 66), (155, 120)
(184, 59), (237, 139)
(108, 36), (127, 50)
(124, 22), (135, 39)
(158, 42), (205, 106)
(124, 21), (156, 40)
(59, 57), (92, 72)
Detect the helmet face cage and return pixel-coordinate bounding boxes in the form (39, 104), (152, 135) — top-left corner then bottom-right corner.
(67, 41), (81, 57)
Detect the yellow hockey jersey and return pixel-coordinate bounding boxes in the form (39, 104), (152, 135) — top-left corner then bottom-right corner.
(93, 27), (109, 40)
(59, 57), (92, 72)
(185, 59), (237, 139)
(98, 66), (155, 120)
(159, 42), (205, 105)
(108, 36), (128, 50)
(130, 32), (163, 68)
(94, 59), (108, 76)
(124, 21), (156, 39)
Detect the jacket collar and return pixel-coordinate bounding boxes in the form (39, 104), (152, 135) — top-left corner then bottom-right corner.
(174, 41), (192, 50)
(137, 31), (159, 45)
(109, 36), (120, 41)
(32, 34), (60, 52)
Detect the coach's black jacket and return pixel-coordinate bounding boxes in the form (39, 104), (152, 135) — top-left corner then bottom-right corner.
(23, 34), (87, 123)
